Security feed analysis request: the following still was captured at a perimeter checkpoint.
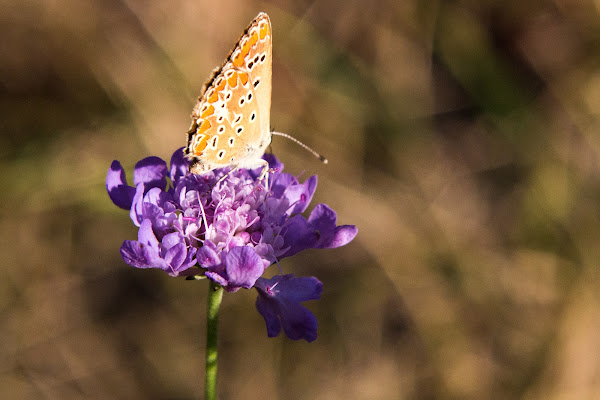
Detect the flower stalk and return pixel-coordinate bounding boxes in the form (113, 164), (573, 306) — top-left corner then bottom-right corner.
(205, 280), (223, 400)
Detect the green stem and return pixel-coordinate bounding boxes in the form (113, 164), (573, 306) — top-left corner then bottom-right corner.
(205, 280), (223, 400)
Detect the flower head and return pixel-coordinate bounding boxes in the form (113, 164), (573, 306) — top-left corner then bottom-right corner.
(106, 148), (357, 340)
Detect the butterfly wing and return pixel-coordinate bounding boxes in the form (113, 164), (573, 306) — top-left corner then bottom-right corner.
(185, 13), (273, 174)
(186, 66), (262, 170)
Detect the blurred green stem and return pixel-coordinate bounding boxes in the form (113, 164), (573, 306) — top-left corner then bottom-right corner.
(205, 280), (223, 400)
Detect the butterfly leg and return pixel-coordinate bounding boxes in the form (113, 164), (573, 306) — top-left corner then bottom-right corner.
(216, 165), (239, 187)
(255, 159), (271, 190)
(214, 160), (271, 189)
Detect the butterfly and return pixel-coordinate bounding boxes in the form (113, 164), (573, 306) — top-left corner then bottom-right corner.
(184, 12), (326, 183)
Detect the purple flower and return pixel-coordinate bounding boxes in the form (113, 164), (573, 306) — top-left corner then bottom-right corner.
(106, 148), (357, 340)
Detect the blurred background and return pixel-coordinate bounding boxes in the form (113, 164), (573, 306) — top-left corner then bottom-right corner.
(3, 0), (600, 398)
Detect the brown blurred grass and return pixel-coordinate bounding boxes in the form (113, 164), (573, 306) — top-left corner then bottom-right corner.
(3, 0), (600, 399)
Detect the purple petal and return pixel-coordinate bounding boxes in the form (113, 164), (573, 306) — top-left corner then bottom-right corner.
(141, 202), (165, 236)
(286, 175), (318, 215)
(277, 299), (318, 342)
(120, 240), (166, 269)
(248, 153), (284, 181)
(273, 276), (323, 302)
(106, 160), (136, 210)
(120, 220), (165, 269)
(143, 187), (166, 207)
(133, 156), (168, 190)
(308, 204), (358, 249)
(269, 173), (297, 198)
(160, 232), (196, 276)
(179, 247), (198, 270)
(307, 203), (337, 232)
(264, 153), (283, 172)
(161, 231), (183, 248)
(280, 215), (318, 257)
(163, 241), (187, 275)
(316, 225), (358, 249)
(137, 219), (160, 249)
(162, 232), (186, 259)
(255, 293), (282, 337)
(170, 147), (189, 185)
(205, 271), (228, 286)
(223, 246), (265, 292)
(196, 242), (221, 268)
(255, 275), (322, 342)
(129, 183), (145, 227)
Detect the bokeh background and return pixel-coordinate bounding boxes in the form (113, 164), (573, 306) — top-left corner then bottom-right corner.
(3, 0), (600, 399)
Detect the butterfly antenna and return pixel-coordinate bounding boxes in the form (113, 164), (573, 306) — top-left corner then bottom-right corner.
(271, 131), (328, 164)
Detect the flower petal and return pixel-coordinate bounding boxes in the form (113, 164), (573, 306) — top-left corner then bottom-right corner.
(277, 298), (318, 342)
(308, 204), (358, 249)
(179, 247), (198, 271)
(269, 173), (297, 199)
(196, 242), (221, 268)
(223, 246), (265, 292)
(137, 218), (160, 250)
(129, 183), (146, 227)
(280, 215), (318, 257)
(273, 275), (323, 303)
(318, 225), (358, 249)
(286, 175), (318, 215)
(120, 220), (165, 269)
(265, 153), (283, 172)
(120, 240), (166, 269)
(106, 161), (136, 210)
(205, 271), (228, 286)
(170, 147), (189, 185)
(255, 293), (282, 337)
(307, 203), (337, 232)
(133, 156), (168, 190)
(248, 153), (284, 182)
(163, 241), (187, 275)
(255, 275), (322, 342)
